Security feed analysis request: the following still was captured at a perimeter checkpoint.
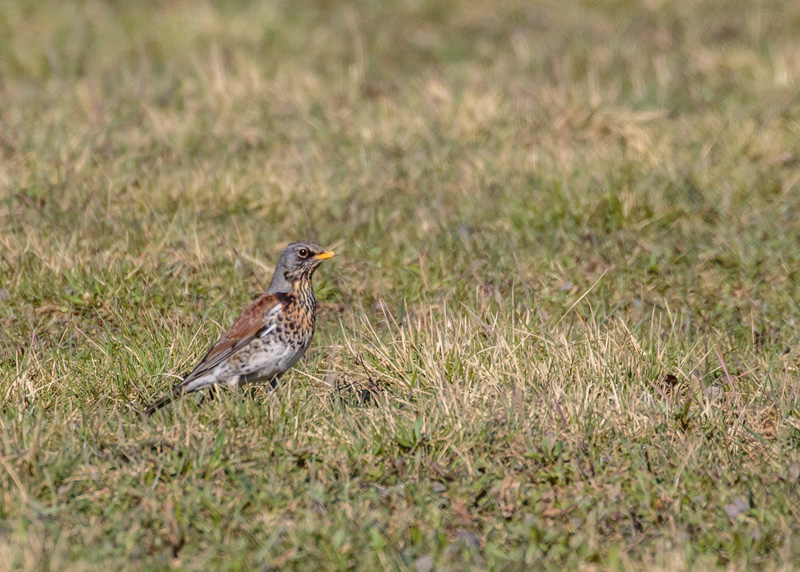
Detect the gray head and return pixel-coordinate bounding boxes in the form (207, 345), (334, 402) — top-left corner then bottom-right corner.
(266, 241), (336, 293)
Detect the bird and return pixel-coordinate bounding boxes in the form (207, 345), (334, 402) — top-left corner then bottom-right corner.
(144, 241), (336, 415)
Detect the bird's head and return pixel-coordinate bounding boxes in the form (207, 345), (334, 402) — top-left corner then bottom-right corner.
(268, 241), (336, 292)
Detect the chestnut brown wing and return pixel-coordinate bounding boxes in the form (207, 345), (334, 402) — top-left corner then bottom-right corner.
(175, 292), (290, 389)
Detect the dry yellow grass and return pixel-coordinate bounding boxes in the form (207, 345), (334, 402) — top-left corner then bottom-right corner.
(1, 0), (800, 569)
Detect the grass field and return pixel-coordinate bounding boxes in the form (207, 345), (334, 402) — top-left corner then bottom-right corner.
(2, 0), (800, 569)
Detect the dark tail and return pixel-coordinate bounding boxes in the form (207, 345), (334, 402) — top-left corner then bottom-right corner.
(144, 387), (183, 416)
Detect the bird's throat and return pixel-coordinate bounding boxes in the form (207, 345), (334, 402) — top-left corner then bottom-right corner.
(291, 275), (316, 308)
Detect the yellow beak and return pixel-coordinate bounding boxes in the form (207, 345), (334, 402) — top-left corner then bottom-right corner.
(313, 250), (336, 260)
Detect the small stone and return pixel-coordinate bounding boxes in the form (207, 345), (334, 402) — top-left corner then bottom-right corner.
(455, 530), (481, 547)
(0, 288), (9, 301)
(322, 374), (339, 387)
(704, 384), (723, 402)
(723, 497), (749, 519)
(788, 462), (800, 483)
(414, 556), (434, 572)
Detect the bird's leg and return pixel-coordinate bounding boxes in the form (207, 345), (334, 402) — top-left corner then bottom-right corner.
(244, 377), (279, 399)
(237, 376), (282, 400)
(195, 386), (220, 407)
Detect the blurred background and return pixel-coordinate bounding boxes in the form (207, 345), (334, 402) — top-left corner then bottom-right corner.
(2, 0), (799, 321)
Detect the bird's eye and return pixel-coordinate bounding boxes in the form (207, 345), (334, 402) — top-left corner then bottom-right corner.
(298, 248), (309, 258)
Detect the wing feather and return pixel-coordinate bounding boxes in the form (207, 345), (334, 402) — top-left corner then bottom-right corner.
(174, 292), (287, 389)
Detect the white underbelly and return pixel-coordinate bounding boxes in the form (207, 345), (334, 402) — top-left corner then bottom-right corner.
(231, 340), (309, 386)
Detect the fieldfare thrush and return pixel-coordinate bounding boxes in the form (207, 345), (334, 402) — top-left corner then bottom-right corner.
(145, 241), (336, 415)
